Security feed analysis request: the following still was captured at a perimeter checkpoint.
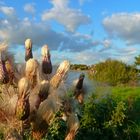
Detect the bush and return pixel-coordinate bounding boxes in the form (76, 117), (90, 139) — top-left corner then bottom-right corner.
(70, 64), (89, 70)
(0, 132), (4, 140)
(76, 92), (117, 140)
(75, 89), (140, 140)
(42, 110), (67, 140)
(89, 59), (139, 86)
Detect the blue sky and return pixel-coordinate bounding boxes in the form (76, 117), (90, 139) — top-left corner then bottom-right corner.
(0, 0), (140, 65)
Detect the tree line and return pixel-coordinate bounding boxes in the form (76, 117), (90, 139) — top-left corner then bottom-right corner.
(71, 55), (140, 86)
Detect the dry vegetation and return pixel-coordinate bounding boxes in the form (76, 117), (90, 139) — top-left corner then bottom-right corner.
(0, 39), (85, 140)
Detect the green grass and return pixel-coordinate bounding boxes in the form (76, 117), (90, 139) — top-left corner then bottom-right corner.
(111, 86), (140, 101)
(111, 86), (140, 116)
(110, 86), (140, 132)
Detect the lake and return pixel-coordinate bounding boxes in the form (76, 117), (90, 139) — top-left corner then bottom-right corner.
(65, 70), (95, 93)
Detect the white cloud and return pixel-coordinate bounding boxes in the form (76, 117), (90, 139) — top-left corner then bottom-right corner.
(0, 6), (118, 65)
(103, 13), (140, 45)
(0, 6), (97, 53)
(1, 5), (137, 64)
(0, 6), (16, 17)
(73, 50), (112, 64)
(102, 39), (111, 48)
(24, 3), (36, 14)
(41, 0), (91, 32)
(114, 47), (137, 56)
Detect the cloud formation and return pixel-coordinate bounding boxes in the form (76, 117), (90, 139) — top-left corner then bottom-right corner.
(0, 5), (97, 52)
(103, 13), (140, 45)
(24, 3), (36, 14)
(0, 6), (15, 16)
(0, 4), (137, 64)
(41, 0), (91, 32)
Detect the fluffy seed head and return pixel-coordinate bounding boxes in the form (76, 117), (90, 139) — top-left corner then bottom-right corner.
(25, 38), (32, 49)
(41, 45), (49, 57)
(25, 59), (39, 77)
(18, 77), (30, 97)
(50, 60), (70, 89)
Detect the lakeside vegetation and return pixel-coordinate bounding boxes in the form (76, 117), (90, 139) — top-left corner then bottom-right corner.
(1, 56), (140, 139)
(75, 86), (140, 140)
(88, 59), (139, 86)
(74, 57), (140, 140)
(70, 64), (90, 70)
(55, 58), (140, 140)
(1, 86), (140, 140)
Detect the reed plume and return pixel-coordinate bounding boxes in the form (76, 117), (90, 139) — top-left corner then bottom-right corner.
(50, 60), (70, 89)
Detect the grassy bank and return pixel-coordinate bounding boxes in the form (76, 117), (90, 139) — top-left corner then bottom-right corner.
(111, 86), (140, 101)
(111, 86), (140, 125)
(75, 86), (140, 140)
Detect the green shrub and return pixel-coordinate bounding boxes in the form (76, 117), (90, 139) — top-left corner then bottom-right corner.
(0, 132), (4, 140)
(76, 92), (117, 140)
(104, 101), (126, 128)
(42, 110), (67, 140)
(76, 88), (140, 140)
(89, 59), (139, 86)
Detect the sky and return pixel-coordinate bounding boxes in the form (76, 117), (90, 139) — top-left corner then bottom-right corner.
(0, 0), (140, 65)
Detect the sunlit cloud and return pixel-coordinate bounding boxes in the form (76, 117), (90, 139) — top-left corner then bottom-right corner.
(103, 13), (140, 45)
(41, 0), (91, 32)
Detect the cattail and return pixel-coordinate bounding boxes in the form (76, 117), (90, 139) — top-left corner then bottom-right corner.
(50, 60), (70, 89)
(38, 80), (49, 101)
(41, 45), (50, 57)
(74, 73), (85, 104)
(65, 113), (80, 140)
(5, 59), (14, 84)
(41, 44), (52, 74)
(15, 77), (30, 135)
(25, 58), (40, 88)
(0, 41), (8, 52)
(75, 73), (85, 90)
(0, 59), (5, 83)
(25, 38), (33, 61)
(0, 42), (9, 84)
(18, 77), (31, 97)
(15, 77), (31, 121)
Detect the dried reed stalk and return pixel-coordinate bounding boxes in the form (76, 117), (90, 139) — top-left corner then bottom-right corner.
(50, 60), (70, 89)
(65, 113), (80, 140)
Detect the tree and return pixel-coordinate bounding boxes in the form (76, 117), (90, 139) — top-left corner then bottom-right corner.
(89, 59), (139, 86)
(135, 55), (140, 65)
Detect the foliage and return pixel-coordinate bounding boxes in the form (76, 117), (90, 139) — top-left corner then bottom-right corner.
(70, 64), (89, 70)
(0, 132), (4, 140)
(135, 55), (140, 65)
(42, 110), (67, 140)
(89, 59), (139, 86)
(104, 101), (126, 128)
(0, 86), (140, 140)
(76, 91), (117, 140)
(75, 86), (140, 140)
